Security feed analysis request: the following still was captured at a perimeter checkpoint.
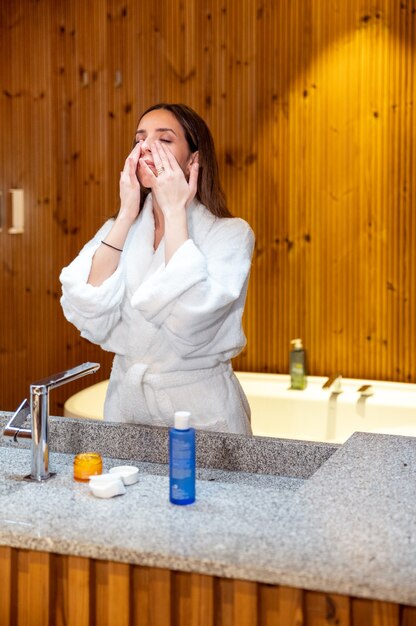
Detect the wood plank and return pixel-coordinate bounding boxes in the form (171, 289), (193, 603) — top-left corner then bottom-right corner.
(373, 600), (400, 626)
(95, 559), (109, 626)
(67, 555), (93, 626)
(190, 573), (214, 626)
(53, 552), (68, 626)
(132, 564), (150, 626)
(401, 605), (416, 626)
(149, 567), (171, 626)
(0, 546), (15, 626)
(17, 549), (51, 626)
(215, 577), (234, 626)
(279, 586), (304, 625)
(351, 597), (374, 625)
(93, 559), (132, 626)
(258, 583), (279, 626)
(107, 561), (131, 626)
(233, 579), (258, 626)
(173, 570), (192, 626)
(305, 590), (350, 625)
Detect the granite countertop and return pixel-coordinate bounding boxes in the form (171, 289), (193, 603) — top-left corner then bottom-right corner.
(0, 412), (415, 607)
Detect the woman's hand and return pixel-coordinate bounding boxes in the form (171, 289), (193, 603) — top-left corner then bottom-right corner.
(139, 140), (199, 218)
(119, 142), (142, 221)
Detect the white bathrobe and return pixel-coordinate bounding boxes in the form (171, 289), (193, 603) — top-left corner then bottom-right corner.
(60, 194), (254, 434)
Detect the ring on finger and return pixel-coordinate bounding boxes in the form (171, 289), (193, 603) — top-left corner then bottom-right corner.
(156, 166), (165, 175)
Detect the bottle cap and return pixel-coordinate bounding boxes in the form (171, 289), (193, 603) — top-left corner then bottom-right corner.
(291, 338), (303, 349)
(174, 411), (191, 430)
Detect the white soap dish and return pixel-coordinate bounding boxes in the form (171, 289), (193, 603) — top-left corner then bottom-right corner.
(89, 474), (126, 499)
(109, 465), (139, 486)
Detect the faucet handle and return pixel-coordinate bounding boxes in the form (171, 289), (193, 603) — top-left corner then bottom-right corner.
(358, 384), (374, 397)
(3, 398), (31, 441)
(322, 374), (342, 393)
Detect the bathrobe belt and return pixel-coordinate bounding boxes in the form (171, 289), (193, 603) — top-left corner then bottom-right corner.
(124, 361), (232, 391)
(119, 360), (232, 422)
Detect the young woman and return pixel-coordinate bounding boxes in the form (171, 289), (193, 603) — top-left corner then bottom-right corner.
(60, 103), (254, 434)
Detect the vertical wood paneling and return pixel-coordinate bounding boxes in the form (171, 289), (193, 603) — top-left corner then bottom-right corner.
(0, 1), (29, 411)
(1, 548), (416, 625)
(0, 0), (415, 416)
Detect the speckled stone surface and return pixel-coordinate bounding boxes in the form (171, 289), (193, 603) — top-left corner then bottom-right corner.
(1, 413), (416, 606)
(269, 431), (416, 604)
(0, 412), (338, 478)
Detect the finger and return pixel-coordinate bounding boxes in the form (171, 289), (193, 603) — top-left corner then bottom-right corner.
(150, 142), (165, 174)
(128, 157), (140, 186)
(155, 140), (177, 170)
(139, 157), (156, 180)
(151, 141), (175, 172)
(131, 141), (142, 162)
(123, 142), (142, 174)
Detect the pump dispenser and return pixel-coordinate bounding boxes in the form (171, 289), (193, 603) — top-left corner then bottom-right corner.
(169, 411), (196, 505)
(290, 338), (307, 390)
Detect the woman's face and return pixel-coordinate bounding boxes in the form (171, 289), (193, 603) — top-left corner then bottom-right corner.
(134, 109), (196, 188)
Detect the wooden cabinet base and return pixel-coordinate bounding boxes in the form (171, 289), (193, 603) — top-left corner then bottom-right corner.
(0, 547), (415, 626)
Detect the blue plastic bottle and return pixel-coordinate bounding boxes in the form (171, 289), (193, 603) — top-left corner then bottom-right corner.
(169, 411), (196, 505)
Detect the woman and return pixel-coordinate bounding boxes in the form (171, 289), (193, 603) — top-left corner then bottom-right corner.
(60, 103), (254, 434)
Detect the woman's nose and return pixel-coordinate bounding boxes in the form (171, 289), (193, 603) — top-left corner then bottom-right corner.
(141, 138), (153, 152)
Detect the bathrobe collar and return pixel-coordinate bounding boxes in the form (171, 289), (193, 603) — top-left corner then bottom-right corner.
(124, 193), (216, 292)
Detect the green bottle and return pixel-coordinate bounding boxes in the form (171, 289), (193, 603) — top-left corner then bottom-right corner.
(290, 338), (307, 390)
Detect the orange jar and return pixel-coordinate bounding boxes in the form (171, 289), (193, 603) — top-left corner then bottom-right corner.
(73, 452), (103, 482)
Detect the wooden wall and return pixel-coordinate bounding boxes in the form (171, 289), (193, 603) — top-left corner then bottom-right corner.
(0, 0), (415, 415)
(1, 547), (416, 626)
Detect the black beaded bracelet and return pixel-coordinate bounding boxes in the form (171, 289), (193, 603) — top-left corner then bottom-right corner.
(101, 240), (123, 253)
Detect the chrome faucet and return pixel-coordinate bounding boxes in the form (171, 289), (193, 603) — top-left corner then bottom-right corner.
(3, 362), (100, 481)
(357, 384), (374, 396)
(322, 374), (342, 394)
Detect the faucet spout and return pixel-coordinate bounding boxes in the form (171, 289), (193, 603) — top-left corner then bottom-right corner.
(3, 362), (100, 481)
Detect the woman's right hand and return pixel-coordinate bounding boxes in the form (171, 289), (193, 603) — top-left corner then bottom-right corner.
(118, 142), (142, 221)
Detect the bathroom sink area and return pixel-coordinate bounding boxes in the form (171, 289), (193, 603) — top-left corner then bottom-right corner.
(1, 410), (416, 617)
(0, 444), (305, 564)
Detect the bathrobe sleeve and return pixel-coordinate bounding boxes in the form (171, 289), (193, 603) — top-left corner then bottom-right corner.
(59, 220), (126, 344)
(130, 218), (255, 358)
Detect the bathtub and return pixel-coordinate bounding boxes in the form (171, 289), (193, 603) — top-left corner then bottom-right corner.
(63, 372), (416, 444)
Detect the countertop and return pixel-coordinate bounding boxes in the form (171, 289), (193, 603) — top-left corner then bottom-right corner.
(0, 412), (415, 606)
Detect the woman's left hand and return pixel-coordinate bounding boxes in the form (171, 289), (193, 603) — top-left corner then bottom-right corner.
(139, 140), (199, 217)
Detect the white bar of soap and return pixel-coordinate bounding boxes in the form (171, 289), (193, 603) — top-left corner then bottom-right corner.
(109, 465), (139, 485)
(89, 474), (126, 498)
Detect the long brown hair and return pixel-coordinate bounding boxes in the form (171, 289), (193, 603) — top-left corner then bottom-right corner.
(136, 103), (232, 218)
